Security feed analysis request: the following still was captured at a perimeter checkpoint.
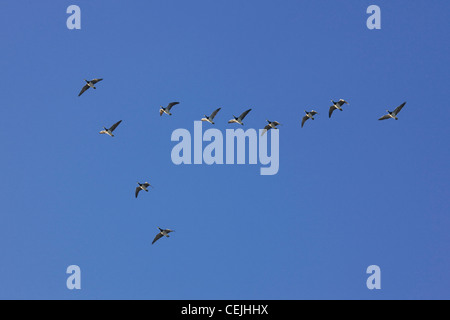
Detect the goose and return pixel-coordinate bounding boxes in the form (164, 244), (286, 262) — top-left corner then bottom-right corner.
(152, 227), (174, 245)
(160, 102), (180, 116)
(135, 182), (153, 198)
(201, 108), (221, 124)
(78, 78), (103, 96)
(99, 120), (122, 137)
(228, 109), (252, 125)
(261, 120), (281, 136)
(378, 102), (406, 121)
(329, 99), (349, 118)
(301, 110), (318, 128)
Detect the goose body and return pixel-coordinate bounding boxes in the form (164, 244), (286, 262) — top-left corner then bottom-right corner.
(160, 102), (180, 116)
(329, 99), (349, 118)
(228, 109), (252, 125)
(301, 110), (318, 128)
(261, 120), (281, 136)
(378, 102), (406, 121)
(99, 120), (122, 137)
(201, 108), (221, 124)
(135, 182), (153, 198)
(78, 78), (103, 96)
(152, 227), (174, 245)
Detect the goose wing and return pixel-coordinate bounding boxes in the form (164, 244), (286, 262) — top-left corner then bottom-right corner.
(329, 106), (337, 118)
(261, 124), (271, 136)
(91, 78), (103, 85)
(378, 114), (391, 121)
(78, 84), (90, 97)
(166, 102), (180, 111)
(238, 109), (252, 120)
(301, 116), (309, 128)
(393, 102), (406, 116)
(152, 232), (164, 245)
(109, 120), (122, 132)
(135, 187), (142, 198)
(210, 108), (221, 120)
(338, 99), (349, 106)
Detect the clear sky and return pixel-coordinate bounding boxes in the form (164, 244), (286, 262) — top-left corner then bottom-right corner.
(0, 0), (449, 300)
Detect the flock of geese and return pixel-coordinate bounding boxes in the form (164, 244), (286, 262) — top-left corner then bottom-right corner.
(300, 99), (407, 128)
(79, 78), (407, 245)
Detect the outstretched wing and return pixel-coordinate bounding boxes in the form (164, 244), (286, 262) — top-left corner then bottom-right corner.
(91, 78), (103, 85)
(378, 114), (391, 121)
(166, 102), (180, 111)
(310, 111), (318, 116)
(239, 109), (252, 120)
(338, 99), (349, 106)
(78, 84), (90, 97)
(261, 125), (271, 136)
(210, 108), (221, 120)
(152, 232), (164, 245)
(329, 106), (337, 118)
(135, 187), (141, 198)
(301, 116), (308, 128)
(109, 120), (122, 132)
(393, 102), (406, 116)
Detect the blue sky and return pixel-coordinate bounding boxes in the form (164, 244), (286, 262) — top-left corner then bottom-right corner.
(0, 0), (449, 300)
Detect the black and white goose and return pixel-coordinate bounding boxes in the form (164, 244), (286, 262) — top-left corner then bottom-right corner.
(301, 110), (318, 128)
(378, 102), (406, 121)
(329, 99), (349, 118)
(99, 120), (122, 137)
(160, 102), (180, 116)
(228, 109), (252, 125)
(78, 78), (103, 96)
(201, 108), (221, 124)
(152, 227), (174, 245)
(135, 182), (153, 198)
(261, 120), (281, 136)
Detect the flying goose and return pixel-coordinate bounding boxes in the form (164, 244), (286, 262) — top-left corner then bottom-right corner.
(261, 120), (281, 136)
(201, 108), (221, 124)
(160, 102), (180, 116)
(78, 78), (103, 96)
(378, 102), (406, 121)
(228, 109), (252, 125)
(99, 120), (122, 137)
(152, 227), (174, 245)
(302, 110), (318, 128)
(135, 182), (153, 198)
(329, 99), (349, 118)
